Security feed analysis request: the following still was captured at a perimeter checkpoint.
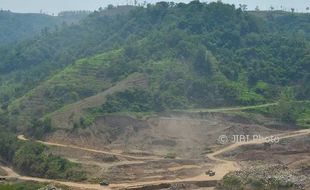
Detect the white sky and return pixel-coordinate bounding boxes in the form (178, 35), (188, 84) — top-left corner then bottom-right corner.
(0, 0), (309, 14)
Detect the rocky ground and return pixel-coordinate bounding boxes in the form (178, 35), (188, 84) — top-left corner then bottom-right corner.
(219, 163), (308, 190)
(218, 134), (310, 190)
(38, 185), (62, 190)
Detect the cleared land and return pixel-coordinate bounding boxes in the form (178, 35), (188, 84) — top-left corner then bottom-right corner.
(5, 114), (308, 190)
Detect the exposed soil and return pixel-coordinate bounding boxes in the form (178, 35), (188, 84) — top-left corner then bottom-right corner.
(7, 110), (308, 190)
(0, 167), (7, 176)
(220, 134), (310, 189)
(10, 126), (308, 190)
(47, 112), (281, 159)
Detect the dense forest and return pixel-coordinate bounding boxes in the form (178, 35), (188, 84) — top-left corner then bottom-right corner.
(0, 2), (309, 131)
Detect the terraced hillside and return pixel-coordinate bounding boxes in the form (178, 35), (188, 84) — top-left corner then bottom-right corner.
(8, 52), (120, 124)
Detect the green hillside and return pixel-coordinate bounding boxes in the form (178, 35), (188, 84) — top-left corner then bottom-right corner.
(250, 10), (310, 39)
(0, 1), (309, 185)
(0, 2), (309, 131)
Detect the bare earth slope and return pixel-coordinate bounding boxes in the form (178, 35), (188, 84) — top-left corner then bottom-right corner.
(1, 127), (307, 190)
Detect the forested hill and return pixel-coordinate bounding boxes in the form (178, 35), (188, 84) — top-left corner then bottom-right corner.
(0, 10), (89, 44)
(0, 2), (309, 129)
(250, 10), (310, 39)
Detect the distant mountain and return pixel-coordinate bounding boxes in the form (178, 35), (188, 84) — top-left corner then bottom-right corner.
(0, 2), (308, 130)
(0, 10), (89, 45)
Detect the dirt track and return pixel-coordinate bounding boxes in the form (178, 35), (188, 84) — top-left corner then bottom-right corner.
(119, 129), (310, 189)
(178, 102), (278, 113)
(1, 129), (307, 190)
(17, 135), (160, 161)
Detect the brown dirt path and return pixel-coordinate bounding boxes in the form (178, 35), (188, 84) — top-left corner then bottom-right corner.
(18, 135), (160, 161)
(107, 129), (310, 189)
(2, 129), (308, 190)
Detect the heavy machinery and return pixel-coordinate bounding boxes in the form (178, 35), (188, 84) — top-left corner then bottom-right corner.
(206, 170), (216, 176)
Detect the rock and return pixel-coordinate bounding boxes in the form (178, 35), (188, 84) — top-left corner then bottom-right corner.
(228, 162), (308, 189)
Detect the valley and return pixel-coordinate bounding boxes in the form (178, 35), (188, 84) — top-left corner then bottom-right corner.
(0, 1), (309, 190)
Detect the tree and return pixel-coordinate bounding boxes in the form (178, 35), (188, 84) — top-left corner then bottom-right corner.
(194, 48), (213, 76)
(28, 118), (52, 139)
(107, 4), (114, 10)
(255, 6), (260, 11)
(124, 45), (138, 59)
(239, 4), (247, 11)
(291, 8), (295, 13)
(276, 89), (299, 123)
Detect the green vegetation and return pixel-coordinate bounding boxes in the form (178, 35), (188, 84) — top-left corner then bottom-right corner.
(27, 118), (53, 139)
(217, 174), (298, 190)
(246, 87), (310, 128)
(250, 10), (310, 39)
(0, 131), (86, 181)
(0, 2), (308, 132)
(101, 89), (158, 113)
(0, 182), (46, 190)
(0, 1), (308, 186)
(164, 152), (177, 159)
(248, 101), (310, 128)
(217, 175), (243, 190)
(0, 10), (88, 45)
(8, 51), (118, 122)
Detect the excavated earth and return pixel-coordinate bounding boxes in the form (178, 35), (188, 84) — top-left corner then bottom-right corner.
(219, 134), (310, 189)
(2, 112), (306, 190)
(48, 112), (281, 158)
(41, 112), (292, 189)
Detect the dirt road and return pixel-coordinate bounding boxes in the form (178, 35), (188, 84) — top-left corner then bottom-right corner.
(178, 102), (278, 113)
(206, 128), (310, 181)
(115, 129), (310, 189)
(18, 135), (160, 161)
(2, 129), (308, 190)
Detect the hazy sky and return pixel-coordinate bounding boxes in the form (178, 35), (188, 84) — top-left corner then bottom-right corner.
(0, 0), (309, 14)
